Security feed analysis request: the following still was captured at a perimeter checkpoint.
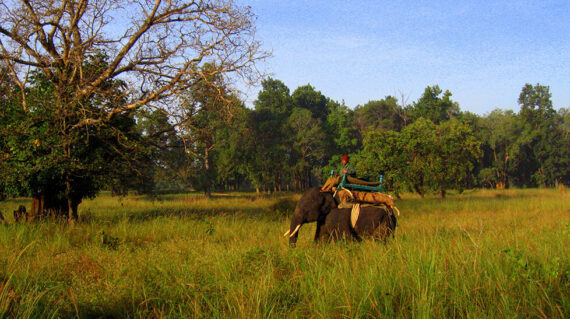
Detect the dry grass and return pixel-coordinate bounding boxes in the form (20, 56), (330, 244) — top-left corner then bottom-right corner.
(0, 188), (568, 318)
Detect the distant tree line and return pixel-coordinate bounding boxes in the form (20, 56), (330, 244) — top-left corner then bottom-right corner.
(2, 71), (569, 205)
(199, 79), (567, 197)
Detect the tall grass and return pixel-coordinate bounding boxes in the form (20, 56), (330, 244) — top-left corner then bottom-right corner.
(0, 188), (568, 318)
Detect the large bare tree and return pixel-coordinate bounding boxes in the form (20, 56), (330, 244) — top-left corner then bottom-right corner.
(0, 0), (268, 219)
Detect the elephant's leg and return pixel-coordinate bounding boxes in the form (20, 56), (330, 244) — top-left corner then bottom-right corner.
(313, 214), (328, 242)
(372, 224), (390, 242)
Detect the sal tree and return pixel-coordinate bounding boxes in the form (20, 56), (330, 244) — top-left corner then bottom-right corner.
(0, 0), (267, 220)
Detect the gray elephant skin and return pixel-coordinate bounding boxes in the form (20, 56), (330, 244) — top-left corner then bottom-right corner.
(287, 187), (397, 246)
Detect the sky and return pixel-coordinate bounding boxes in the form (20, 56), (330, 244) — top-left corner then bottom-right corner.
(238, 0), (569, 115)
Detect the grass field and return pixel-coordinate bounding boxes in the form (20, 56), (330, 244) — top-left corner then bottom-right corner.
(0, 188), (568, 318)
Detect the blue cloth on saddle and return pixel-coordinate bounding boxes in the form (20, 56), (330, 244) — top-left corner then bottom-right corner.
(345, 176), (381, 187)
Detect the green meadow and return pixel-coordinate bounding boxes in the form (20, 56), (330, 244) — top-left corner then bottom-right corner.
(0, 188), (568, 318)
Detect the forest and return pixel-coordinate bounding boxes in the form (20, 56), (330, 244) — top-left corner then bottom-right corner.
(2, 74), (569, 201)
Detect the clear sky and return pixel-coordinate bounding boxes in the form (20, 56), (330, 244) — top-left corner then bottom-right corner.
(239, 0), (569, 115)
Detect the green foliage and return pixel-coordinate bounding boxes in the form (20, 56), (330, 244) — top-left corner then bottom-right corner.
(179, 64), (248, 195)
(245, 78), (294, 191)
(291, 84), (329, 123)
(519, 83), (555, 129)
(325, 100), (359, 153)
(213, 108), (250, 191)
(432, 119), (482, 194)
(289, 108), (327, 189)
(353, 96), (404, 133)
(3, 68), (569, 201)
(476, 109), (522, 187)
(254, 77), (293, 115)
(360, 118), (481, 197)
(410, 85), (460, 124)
(135, 110), (187, 193)
(0, 58), (147, 215)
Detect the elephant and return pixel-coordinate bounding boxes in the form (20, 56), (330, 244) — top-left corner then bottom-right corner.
(285, 187), (397, 246)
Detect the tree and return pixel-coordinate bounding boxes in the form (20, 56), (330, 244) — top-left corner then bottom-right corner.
(322, 100), (359, 180)
(245, 78), (293, 192)
(254, 78), (293, 116)
(212, 107), (249, 191)
(288, 108), (326, 190)
(431, 119), (482, 197)
(178, 66), (245, 196)
(291, 84), (329, 123)
(0, 57), (147, 219)
(477, 109), (524, 188)
(136, 110), (188, 193)
(410, 85), (460, 124)
(359, 118), (481, 198)
(359, 118), (436, 197)
(358, 129), (407, 196)
(244, 108), (290, 192)
(353, 96), (403, 135)
(517, 83), (568, 187)
(0, 0), (267, 219)
(397, 118), (438, 196)
(518, 83), (555, 129)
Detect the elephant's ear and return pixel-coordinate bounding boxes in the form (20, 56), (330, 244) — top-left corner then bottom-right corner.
(319, 192), (337, 215)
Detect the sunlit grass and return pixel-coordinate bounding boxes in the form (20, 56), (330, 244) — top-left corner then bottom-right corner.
(0, 188), (568, 318)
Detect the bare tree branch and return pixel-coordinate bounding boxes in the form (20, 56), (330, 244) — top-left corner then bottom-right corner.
(0, 0), (269, 128)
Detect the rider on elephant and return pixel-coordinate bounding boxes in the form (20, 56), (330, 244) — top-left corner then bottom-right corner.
(320, 154), (355, 192)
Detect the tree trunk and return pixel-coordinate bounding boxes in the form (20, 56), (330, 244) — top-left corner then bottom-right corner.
(30, 191), (71, 220)
(65, 173), (78, 221)
(204, 148), (212, 198)
(413, 185), (424, 198)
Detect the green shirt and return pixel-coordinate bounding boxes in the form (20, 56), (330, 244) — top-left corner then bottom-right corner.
(340, 163), (356, 177)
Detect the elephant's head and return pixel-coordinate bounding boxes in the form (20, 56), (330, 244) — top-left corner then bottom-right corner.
(286, 187), (337, 247)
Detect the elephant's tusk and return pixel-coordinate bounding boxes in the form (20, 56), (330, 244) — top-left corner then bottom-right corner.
(289, 224), (301, 238)
(283, 230), (290, 237)
(393, 206), (400, 216)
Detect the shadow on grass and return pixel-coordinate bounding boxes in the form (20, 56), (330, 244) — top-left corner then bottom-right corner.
(133, 191), (294, 202)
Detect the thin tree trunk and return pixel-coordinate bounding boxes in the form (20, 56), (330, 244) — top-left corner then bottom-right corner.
(204, 148), (212, 198)
(65, 173), (77, 221)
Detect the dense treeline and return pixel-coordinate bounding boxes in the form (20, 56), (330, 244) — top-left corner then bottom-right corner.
(1, 74), (568, 200)
(150, 79), (568, 196)
(1, 69), (569, 207)
(222, 79), (568, 196)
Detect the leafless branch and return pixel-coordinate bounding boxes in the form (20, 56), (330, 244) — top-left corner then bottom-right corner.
(0, 0), (269, 128)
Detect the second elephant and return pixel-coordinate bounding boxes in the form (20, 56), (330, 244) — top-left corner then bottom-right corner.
(317, 206), (397, 242)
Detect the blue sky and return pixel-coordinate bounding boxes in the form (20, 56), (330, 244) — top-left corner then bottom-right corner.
(239, 0), (569, 115)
